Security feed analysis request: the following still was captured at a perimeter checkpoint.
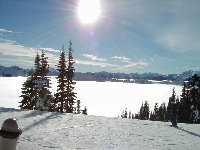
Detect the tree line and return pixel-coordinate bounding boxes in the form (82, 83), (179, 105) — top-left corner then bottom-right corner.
(121, 74), (200, 124)
(19, 41), (87, 115)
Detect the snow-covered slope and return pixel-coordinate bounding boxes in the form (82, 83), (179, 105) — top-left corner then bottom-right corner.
(0, 107), (199, 150)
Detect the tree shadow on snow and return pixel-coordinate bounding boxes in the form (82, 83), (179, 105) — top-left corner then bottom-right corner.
(177, 127), (200, 138)
(22, 111), (65, 132)
(0, 107), (23, 113)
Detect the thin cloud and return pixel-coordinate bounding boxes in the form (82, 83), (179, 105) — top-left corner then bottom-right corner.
(39, 47), (61, 53)
(76, 59), (117, 67)
(0, 40), (60, 68)
(112, 56), (131, 63)
(118, 61), (148, 70)
(82, 54), (107, 62)
(0, 40), (36, 58)
(0, 28), (13, 33)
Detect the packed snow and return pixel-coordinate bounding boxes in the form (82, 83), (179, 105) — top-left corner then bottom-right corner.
(0, 77), (199, 149)
(0, 77), (183, 117)
(0, 107), (200, 150)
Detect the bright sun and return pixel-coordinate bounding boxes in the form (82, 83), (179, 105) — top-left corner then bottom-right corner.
(77, 0), (101, 24)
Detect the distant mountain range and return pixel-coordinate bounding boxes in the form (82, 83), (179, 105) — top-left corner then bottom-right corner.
(0, 65), (199, 85)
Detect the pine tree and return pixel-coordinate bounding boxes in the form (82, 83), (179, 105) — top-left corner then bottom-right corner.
(65, 41), (77, 113)
(186, 74), (200, 123)
(166, 88), (176, 121)
(139, 101), (149, 120)
(121, 108), (128, 118)
(152, 103), (159, 121)
(53, 42), (77, 113)
(37, 51), (52, 110)
(139, 102), (144, 119)
(40, 51), (50, 79)
(178, 82), (190, 123)
(20, 52), (53, 111)
(76, 100), (81, 114)
(53, 46), (68, 112)
(33, 52), (41, 78)
(82, 106), (88, 115)
(158, 103), (167, 121)
(19, 76), (35, 109)
(143, 101), (150, 120)
(19, 53), (41, 110)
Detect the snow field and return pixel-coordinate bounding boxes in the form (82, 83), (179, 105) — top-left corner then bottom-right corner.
(0, 107), (200, 150)
(0, 77), (182, 117)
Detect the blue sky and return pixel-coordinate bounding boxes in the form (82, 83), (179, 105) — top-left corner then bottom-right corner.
(0, 0), (200, 74)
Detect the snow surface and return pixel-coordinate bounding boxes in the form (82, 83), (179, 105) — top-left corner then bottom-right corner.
(0, 107), (200, 150)
(0, 77), (182, 117)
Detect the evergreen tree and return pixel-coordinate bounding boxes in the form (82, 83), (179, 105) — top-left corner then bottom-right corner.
(82, 106), (88, 115)
(40, 51), (50, 79)
(19, 76), (35, 109)
(37, 51), (52, 110)
(20, 52), (52, 111)
(19, 53), (41, 110)
(121, 108), (128, 118)
(184, 74), (200, 123)
(158, 103), (167, 121)
(178, 82), (190, 123)
(139, 101), (149, 120)
(53, 46), (68, 112)
(139, 102), (144, 119)
(166, 88), (176, 121)
(53, 42), (77, 113)
(152, 103), (159, 121)
(65, 41), (77, 113)
(76, 100), (81, 114)
(143, 101), (150, 120)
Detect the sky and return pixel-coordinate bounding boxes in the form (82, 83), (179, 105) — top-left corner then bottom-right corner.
(0, 0), (200, 74)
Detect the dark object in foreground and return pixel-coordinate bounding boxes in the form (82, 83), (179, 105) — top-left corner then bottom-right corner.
(170, 102), (178, 127)
(0, 118), (22, 150)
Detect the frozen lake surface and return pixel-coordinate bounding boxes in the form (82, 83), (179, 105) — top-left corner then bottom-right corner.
(0, 77), (182, 117)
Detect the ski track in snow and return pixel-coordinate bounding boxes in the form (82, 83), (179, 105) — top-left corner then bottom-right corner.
(0, 108), (200, 150)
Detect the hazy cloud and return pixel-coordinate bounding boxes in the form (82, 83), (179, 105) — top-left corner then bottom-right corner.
(39, 47), (61, 53)
(111, 56), (131, 63)
(76, 59), (117, 67)
(83, 54), (107, 61)
(0, 28), (13, 33)
(118, 61), (148, 70)
(0, 40), (60, 68)
(0, 40), (36, 58)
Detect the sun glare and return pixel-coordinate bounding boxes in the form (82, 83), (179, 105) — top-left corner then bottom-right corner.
(77, 0), (101, 24)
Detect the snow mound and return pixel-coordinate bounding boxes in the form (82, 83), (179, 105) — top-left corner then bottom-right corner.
(0, 107), (200, 150)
